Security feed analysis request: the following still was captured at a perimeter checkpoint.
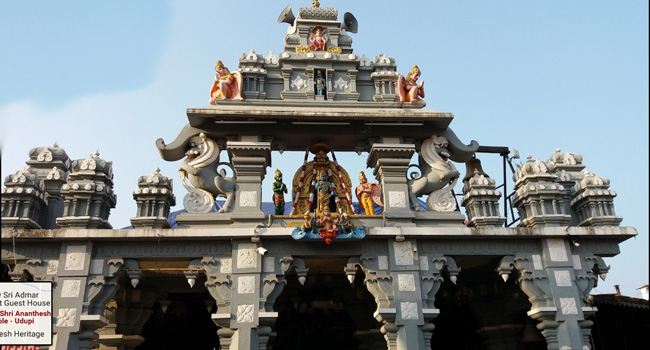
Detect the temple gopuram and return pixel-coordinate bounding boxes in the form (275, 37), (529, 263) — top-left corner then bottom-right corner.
(1, 2), (638, 350)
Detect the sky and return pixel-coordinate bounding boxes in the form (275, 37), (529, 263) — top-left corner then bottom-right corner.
(1, 1), (647, 298)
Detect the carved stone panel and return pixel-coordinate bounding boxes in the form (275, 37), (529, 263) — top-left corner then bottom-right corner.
(547, 238), (569, 262)
(389, 191), (406, 208)
(400, 302), (418, 320)
(378, 256), (389, 270)
(60, 279), (81, 298)
(532, 254), (543, 270)
(560, 298), (578, 315)
(393, 241), (414, 266)
(240, 191), (258, 207)
(238, 276), (256, 294)
(47, 260), (59, 275)
(554, 270), (572, 287)
(64, 245), (86, 271)
(55, 308), (77, 327)
(397, 274), (416, 292)
(237, 243), (257, 269)
(237, 304), (255, 323)
(221, 258), (232, 273)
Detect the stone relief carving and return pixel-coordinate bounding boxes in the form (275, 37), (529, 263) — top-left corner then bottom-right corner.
(47, 259), (59, 275)
(397, 274), (416, 291)
(64, 245), (86, 271)
(178, 133), (237, 213)
(554, 270), (572, 287)
(56, 308), (77, 327)
(547, 238), (569, 262)
(407, 135), (460, 212)
(239, 191), (258, 207)
(238, 276), (256, 294)
(237, 243), (257, 269)
(378, 256), (389, 270)
(560, 298), (578, 315)
(333, 76), (349, 91)
(237, 304), (255, 323)
(290, 74), (308, 90)
(393, 241), (414, 266)
(400, 302), (418, 320)
(388, 191), (406, 208)
(61, 279), (81, 298)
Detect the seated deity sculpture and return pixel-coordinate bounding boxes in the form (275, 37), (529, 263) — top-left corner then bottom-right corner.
(317, 208), (339, 244)
(309, 26), (328, 51)
(397, 64), (426, 106)
(209, 60), (244, 104)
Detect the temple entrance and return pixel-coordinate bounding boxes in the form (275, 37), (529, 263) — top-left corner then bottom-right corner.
(136, 291), (220, 350)
(269, 257), (383, 350)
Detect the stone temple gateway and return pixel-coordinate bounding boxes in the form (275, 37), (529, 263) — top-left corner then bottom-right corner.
(0, 3), (636, 350)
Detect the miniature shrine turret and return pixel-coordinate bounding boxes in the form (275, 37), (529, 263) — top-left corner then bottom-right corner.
(130, 168), (176, 229)
(56, 151), (117, 229)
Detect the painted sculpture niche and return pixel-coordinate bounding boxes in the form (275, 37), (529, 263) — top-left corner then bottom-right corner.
(290, 143), (364, 243)
(209, 60), (244, 104)
(178, 133), (237, 213)
(314, 70), (327, 96)
(272, 169), (288, 215)
(356, 171), (384, 215)
(397, 64), (426, 106)
(309, 26), (328, 51)
(290, 143), (354, 216)
(407, 135), (460, 212)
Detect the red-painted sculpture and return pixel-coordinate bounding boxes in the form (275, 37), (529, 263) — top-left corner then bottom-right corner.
(209, 60), (244, 104)
(397, 64), (426, 106)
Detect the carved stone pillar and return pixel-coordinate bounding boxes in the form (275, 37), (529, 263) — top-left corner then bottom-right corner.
(499, 238), (598, 350)
(367, 143), (416, 226)
(204, 243), (294, 350)
(348, 239), (457, 350)
(48, 243), (123, 350)
(227, 141), (272, 223)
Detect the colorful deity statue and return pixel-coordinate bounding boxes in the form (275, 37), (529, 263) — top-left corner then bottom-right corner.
(314, 70), (326, 96)
(317, 208), (339, 244)
(315, 172), (334, 214)
(209, 60), (244, 104)
(313, 0), (320, 8)
(272, 169), (288, 215)
(397, 64), (426, 106)
(309, 26), (328, 51)
(355, 171), (384, 215)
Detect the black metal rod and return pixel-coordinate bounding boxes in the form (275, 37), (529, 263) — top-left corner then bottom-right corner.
(503, 152), (508, 224)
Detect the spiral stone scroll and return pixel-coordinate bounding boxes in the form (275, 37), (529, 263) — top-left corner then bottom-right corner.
(183, 187), (215, 213)
(426, 163), (459, 212)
